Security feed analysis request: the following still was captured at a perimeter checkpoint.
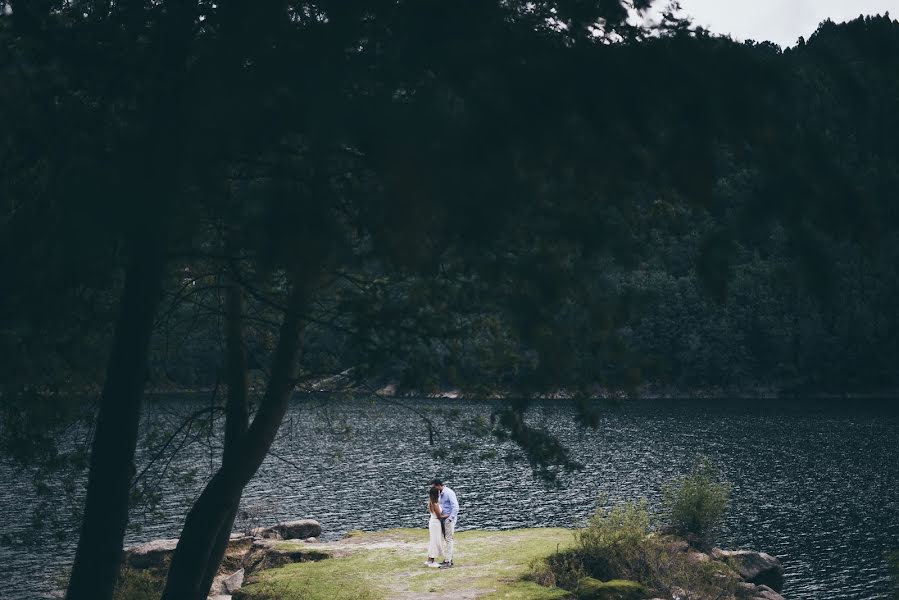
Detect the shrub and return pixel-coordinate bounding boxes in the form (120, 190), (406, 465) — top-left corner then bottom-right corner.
(575, 500), (653, 581)
(531, 493), (740, 598)
(662, 458), (730, 546)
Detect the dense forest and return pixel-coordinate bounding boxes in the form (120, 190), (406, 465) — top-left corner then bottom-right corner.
(1, 3), (898, 599)
(8, 14), (896, 396)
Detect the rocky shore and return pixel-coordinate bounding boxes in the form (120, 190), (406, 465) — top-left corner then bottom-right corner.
(121, 519), (326, 599)
(108, 521), (785, 600)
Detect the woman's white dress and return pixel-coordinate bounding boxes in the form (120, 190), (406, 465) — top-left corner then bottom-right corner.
(428, 508), (444, 559)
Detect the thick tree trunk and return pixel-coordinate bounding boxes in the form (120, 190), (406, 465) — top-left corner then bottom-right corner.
(161, 281), (308, 600)
(66, 238), (167, 600)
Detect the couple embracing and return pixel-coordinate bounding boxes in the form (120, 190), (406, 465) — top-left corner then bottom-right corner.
(425, 478), (458, 568)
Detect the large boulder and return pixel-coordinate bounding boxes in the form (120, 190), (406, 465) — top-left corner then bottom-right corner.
(123, 538), (180, 570)
(575, 578), (647, 600)
(276, 519), (322, 540)
(712, 549), (784, 592)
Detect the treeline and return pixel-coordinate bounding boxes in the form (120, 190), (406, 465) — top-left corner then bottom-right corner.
(144, 15), (899, 396)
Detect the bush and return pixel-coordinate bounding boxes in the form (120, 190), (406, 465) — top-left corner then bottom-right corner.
(575, 500), (653, 581)
(532, 492), (739, 598)
(662, 458), (730, 546)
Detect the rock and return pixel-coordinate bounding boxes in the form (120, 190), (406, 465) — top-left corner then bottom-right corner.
(303, 536), (318, 543)
(685, 550), (710, 564)
(126, 535), (254, 575)
(211, 569), (245, 595)
(222, 569), (244, 593)
(241, 538), (331, 574)
(711, 549), (784, 592)
(575, 578), (647, 600)
(752, 584), (784, 600)
(123, 538), (179, 570)
(276, 519), (322, 540)
(250, 526), (283, 540)
(736, 582), (784, 600)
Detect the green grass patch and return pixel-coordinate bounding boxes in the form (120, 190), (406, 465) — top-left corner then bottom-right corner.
(236, 528), (575, 600)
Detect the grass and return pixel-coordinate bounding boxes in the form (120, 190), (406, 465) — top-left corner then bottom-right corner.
(235, 528), (575, 600)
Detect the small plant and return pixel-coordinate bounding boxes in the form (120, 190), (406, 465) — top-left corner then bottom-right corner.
(577, 500), (651, 553)
(662, 457), (730, 546)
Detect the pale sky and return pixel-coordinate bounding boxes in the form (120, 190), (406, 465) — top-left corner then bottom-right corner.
(672, 0), (898, 47)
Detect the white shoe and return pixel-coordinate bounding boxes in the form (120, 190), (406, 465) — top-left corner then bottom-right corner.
(425, 561), (440, 568)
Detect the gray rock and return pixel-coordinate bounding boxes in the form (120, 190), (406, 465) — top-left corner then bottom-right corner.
(712, 549), (784, 592)
(222, 569), (244, 593)
(752, 584), (784, 600)
(250, 526), (283, 540)
(303, 536), (318, 543)
(276, 519), (322, 540)
(123, 538), (179, 570)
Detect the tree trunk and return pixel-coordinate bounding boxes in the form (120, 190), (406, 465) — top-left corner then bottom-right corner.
(161, 280), (308, 600)
(66, 237), (167, 600)
(197, 255), (249, 595)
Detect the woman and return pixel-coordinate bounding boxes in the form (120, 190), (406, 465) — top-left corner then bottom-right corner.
(425, 487), (447, 567)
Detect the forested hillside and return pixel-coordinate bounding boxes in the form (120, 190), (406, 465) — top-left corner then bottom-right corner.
(146, 16), (899, 396)
(3, 14), (898, 397)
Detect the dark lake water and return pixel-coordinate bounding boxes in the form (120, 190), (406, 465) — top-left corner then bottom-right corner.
(2, 396), (898, 599)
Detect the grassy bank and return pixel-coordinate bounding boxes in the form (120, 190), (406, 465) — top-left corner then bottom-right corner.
(234, 528), (574, 600)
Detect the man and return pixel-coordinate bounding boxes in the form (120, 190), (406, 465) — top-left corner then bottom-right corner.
(430, 478), (459, 568)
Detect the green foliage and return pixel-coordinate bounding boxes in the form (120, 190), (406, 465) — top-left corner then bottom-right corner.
(113, 569), (163, 600)
(577, 501), (652, 558)
(661, 459), (730, 545)
(574, 500), (653, 582)
(535, 490), (739, 598)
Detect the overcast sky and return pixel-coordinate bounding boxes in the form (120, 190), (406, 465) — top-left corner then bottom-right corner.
(672, 0), (897, 47)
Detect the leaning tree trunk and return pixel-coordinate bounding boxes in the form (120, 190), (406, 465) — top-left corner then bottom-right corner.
(161, 281), (309, 600)
(195, 254), (250, 595)
(66, 236), (167, 600)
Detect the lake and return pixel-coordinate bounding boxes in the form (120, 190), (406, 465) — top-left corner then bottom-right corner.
(2, 395), (898, 599)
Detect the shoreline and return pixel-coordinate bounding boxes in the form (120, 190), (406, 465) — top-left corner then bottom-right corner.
(113, 525), (786, 600)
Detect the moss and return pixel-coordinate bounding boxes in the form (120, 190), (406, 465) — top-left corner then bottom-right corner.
(575, 578), (646, 600)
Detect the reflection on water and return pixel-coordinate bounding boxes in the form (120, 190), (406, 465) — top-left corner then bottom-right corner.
(2, 396), (898, 599)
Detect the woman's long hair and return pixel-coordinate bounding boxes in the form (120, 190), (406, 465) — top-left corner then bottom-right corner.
(428, 487), (441, 515)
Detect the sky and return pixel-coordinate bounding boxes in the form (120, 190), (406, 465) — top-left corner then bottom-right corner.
(671, 0), (897, 47)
